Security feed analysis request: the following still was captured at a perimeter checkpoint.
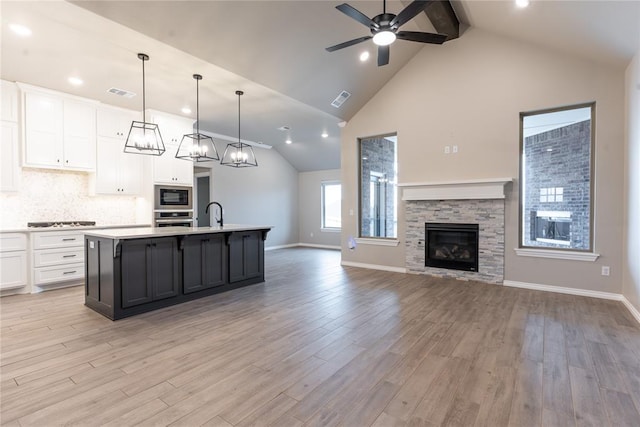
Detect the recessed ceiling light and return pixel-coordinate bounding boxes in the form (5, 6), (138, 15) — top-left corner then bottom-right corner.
(9, 23), (32, 37)
(359, 51), (370, 62)
(285, 139), (292, 145)
(68, 77), (83, 86)
(546, 148), (553, 152)
(515, 0), (530, 8)
(321, 132), (329, 138)
(181, 107), (191, 114)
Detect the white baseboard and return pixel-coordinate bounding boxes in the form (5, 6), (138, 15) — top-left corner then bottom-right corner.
(265, 244), (299, 251)
(341, 260), (407, 274)
(503, 280), (640, 325)
(503, 280), (622, 300)
(621, 296), (640, 325)
(298, 243), (340, 250)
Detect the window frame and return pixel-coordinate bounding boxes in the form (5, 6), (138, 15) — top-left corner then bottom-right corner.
(358, 132), (398, 240)
(518, 102), (596, 253)
(320, 181), (342, 231)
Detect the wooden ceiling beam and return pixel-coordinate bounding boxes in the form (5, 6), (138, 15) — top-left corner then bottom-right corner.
(423, 1), (460, 40)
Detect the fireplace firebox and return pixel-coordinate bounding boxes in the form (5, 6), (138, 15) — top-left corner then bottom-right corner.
(425, 223), (479, 272)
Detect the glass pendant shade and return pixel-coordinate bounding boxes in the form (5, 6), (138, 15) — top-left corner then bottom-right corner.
(220, 90), (258, 168)
(220, 142), (257, 167)
(124, 53), (165, 156)
(124, 121), (165, 156)
(176, 74), (220, 162)
(176, 133), (218, 162)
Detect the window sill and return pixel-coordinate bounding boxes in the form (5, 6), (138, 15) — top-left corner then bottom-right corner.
(321, 228), (341, 233)
(514, 248), (599, 262)
(355, 238), (400, 247)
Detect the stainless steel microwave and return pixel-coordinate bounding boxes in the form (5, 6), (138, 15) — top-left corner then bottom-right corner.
(154, 185), (193, 210)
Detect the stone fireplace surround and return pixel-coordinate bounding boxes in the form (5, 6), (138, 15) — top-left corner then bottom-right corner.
(401, 179), (512, 285)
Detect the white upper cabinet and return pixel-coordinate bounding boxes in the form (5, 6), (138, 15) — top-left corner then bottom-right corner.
(62, 99), (96, 170)
(23, 87), (96, 171)
(95, 106), (143, 195)
(1, 80), (21, 192)
(150, 111), (194, 186)
(1, 121), (20, 192)
(1, 80), (19, 122)
(24, 91), (64, 167)
(97, 106), (139, 139)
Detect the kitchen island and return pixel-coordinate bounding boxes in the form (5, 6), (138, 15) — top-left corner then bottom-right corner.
(84, 225), (271, 320)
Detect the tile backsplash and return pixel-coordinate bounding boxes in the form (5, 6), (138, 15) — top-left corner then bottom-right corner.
(0, 168), (148, 229)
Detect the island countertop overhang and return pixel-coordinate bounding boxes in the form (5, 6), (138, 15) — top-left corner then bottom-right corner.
(84, 224), (273, 240)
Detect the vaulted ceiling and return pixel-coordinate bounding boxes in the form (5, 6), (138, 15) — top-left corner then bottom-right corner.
(2, 1), (638, 172)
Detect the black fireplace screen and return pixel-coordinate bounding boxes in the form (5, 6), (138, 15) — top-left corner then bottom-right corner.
(425, 223), (479, 272)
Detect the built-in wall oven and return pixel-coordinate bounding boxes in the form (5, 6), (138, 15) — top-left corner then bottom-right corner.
(154, 210), (194, 228)
(154, 185), (193, 210)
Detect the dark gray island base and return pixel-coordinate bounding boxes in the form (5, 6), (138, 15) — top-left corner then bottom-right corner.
(84, 226), (271, 320)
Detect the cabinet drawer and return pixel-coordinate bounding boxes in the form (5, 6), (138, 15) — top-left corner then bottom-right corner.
(33, 231), (84, 250)
(0, 251), (27, 290)
(34, 263), (84, 285)
(0, 233), (27, 252)
(34, 247), (85, 268)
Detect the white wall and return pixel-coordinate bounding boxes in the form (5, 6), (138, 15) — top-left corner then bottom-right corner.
(204, 145), (299, 248)
(623, 51), (640, 313)
(341, 28), (626, 293)
(298, 169), (341, 248)
(0, 169), (145, 228)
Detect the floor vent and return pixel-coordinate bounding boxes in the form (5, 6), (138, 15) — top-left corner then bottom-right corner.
(331, 90), (351, 108)
(107, 87), (136, 98)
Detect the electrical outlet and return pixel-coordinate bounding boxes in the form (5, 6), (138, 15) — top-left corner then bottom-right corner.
(349, 209), (354, 216)
(444, 146), (450, 154)
(310, 232), (314, 238)
(601, 266), (610, 276)
(452, 145), (458, 153)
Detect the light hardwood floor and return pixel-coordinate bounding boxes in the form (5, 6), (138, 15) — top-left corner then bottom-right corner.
(1, 247), (640, 426)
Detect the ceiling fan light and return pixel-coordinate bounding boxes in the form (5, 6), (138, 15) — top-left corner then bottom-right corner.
(373, 30), (396, 46)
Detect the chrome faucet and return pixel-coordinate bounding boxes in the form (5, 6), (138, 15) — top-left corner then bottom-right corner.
(205, 202), (223, 227)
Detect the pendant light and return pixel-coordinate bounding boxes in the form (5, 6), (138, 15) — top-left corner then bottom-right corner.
(124, 53), (165, 156)
(220, 91), (258, 168)
(176, 74), (220, 162)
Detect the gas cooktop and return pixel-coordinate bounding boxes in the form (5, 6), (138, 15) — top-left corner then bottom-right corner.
(27, 221), (97, 228)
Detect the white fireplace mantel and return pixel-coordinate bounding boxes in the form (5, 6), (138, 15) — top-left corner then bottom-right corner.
(398, 178), (513, 201)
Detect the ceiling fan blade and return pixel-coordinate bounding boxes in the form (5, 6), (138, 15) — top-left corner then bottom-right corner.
(336, 3), (378, 29)
(326, 36), (372, 52)
(390, 0), (430, 27)
(396, 31), (447, 44)
(378, 45), (389, 66)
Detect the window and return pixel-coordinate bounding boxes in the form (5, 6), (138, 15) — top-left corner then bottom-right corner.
(519, 103), (595, 251)
(359, 134), (398, 239)
(321, 182), (341, 229)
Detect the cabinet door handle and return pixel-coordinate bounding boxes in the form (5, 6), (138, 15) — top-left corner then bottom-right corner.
(62, 238), (76, 241)
(63, 270), (77, 275)
(63, 254), (77, 258)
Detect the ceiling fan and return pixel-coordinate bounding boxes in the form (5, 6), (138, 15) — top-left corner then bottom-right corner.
(326, 0), (448, 66)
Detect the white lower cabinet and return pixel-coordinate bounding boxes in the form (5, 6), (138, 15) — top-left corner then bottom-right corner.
(32, 231), (85, 290)
(0, 233), (28, 291)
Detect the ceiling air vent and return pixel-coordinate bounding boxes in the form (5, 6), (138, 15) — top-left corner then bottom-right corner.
(331, 90), (351, 108)
(107, 87), (136, 98)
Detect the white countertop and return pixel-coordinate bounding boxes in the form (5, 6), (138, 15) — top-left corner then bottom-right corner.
(0, 224), (151, 234)
(84, 224), (273, 240)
